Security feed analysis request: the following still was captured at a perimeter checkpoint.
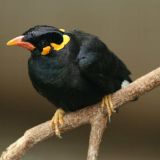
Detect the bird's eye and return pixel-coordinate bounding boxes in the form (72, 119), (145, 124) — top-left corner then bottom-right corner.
(50, 32), (63, 44)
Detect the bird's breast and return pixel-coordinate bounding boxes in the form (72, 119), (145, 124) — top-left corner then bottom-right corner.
(28, 57), (87, 94)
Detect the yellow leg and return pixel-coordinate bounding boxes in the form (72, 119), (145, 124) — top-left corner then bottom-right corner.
(101, 95), (115, 122)
(51, 108), (65, 138)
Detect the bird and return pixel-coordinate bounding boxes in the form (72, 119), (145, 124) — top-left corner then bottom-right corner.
(7, 25), (132, 137)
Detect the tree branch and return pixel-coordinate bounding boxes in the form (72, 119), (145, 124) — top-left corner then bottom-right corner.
(1, 67), (160, 160)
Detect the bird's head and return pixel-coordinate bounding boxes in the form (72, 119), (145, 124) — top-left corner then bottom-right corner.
(7, 25), (70, 56)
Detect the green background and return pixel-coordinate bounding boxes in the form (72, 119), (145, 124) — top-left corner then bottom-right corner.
(0, 0), (160, 159)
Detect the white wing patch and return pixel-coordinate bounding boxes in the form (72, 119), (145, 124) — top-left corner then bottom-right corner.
(121, 80), (130, 88)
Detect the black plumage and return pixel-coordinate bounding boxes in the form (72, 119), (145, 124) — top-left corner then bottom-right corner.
(9, 25), (132, 112)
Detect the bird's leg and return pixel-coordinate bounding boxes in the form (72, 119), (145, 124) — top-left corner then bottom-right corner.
(51, 108), (65, 138)
(101, 95), (116, 122)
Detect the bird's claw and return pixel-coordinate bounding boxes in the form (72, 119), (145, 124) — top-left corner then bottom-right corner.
(51, 108), (65, 138)
(101, 95), (115, 122)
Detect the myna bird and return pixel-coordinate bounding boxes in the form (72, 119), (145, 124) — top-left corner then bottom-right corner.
(7, 25), (132, 137)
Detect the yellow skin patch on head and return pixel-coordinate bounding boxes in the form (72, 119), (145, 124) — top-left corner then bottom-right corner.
(51, 35), (70, 51)
(41, 46), (51, 55)
(41, 34), (70, 56)
(59, 28), (65, 32)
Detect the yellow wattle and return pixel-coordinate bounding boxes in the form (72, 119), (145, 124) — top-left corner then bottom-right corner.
(51, 34), (70, 51)
(41, 46), (51, 55)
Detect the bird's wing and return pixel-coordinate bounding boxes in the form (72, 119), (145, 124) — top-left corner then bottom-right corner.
(77, 37), (131, 93)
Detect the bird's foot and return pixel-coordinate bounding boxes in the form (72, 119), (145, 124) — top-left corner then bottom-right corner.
(51, 108), (65, 138)
(101, 95), (115, 122)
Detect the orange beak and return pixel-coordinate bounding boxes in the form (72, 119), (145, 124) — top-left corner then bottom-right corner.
(7, 36), (36, 51)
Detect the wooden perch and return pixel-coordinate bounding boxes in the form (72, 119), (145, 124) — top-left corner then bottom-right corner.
(1, 67), (160, 160)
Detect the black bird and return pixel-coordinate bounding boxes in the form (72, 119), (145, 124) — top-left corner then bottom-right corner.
(7, 25), (132, 137)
